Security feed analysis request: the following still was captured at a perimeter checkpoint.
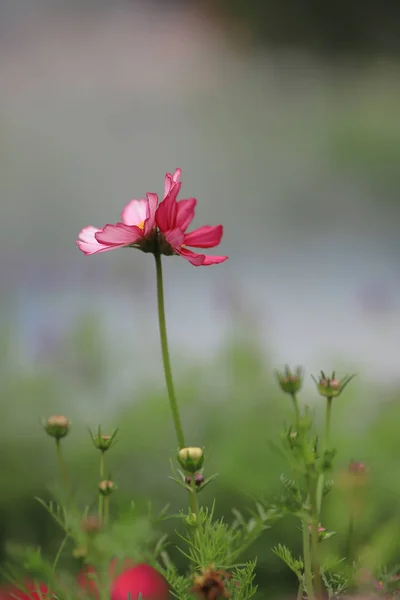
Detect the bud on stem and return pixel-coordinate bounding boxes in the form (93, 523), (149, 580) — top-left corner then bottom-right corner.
(178, 447), (204, 473)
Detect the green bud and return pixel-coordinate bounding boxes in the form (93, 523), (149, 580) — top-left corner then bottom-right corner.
(44, 415), (70, 440)
(312, 371), (356, 398)
(178, 447), (204, 473)
(99, 480), (115, 496)
(89, 426), (118, 452)
(275, 366), (303, 395)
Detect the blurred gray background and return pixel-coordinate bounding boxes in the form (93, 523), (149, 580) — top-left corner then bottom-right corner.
(1, 0), (400, 397)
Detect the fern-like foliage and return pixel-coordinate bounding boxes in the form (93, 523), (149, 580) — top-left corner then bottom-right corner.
(272, 544), (303, 580)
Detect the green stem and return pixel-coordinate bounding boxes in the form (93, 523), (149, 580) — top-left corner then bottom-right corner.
(346, 513), (355, 563)
(104, 496), (110, 526)
(189, 476), (201, 524)
(316, 396), (333, 515)
(296, 580), (303, 600)
(302, 519), (314, 600)
(324, 397), (333, 450)
(310, 480), (323, 600)
(51, 533), (69, 574)
(56, 440), (72, 501)
(98, 452), (105, 520)
(291, 393), (301, 429)
(154, 252), (185, 449)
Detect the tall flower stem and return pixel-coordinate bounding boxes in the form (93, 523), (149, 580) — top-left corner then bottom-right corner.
(302, 519), (314, 600)
(291, 395), (313, 600)
(310, 478), (323, 600)
(316, 396), (333, 515)
(98, 452), (105, 519)
(291, 393), (301, 430)
(55, 440), (72, 501)
(154, 252), (186, 449)
(104, 496), (110, 526)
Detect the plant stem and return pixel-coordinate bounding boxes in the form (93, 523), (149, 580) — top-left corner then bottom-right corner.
(291, 393), (301, 429)
(310, 479), (323, 600)
(189, 477), (201, 524)
(154, 252), (185, 449)
(316, 396), (333, 515)
(104, 496), (110, 526)
(98, 451), (105, 519)
(324, 397), (333, 450)
(296, 582), (303, 600)
(56, 440), (72, 501)
(302, 519), (314, 600)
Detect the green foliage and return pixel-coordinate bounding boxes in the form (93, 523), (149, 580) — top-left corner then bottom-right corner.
(272, 545), (303, 580)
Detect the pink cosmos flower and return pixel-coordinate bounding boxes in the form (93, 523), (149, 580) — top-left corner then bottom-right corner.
(76, 169), (228, 267)
(156, 171), (227, 266)
(76, 193), (158, 255)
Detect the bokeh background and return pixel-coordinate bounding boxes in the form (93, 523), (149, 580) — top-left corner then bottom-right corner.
(1, 0), (400, 597)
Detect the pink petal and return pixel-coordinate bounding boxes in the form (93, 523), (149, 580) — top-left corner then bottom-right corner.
(95, 223), (143, 246)
(183, 225), (223, 248)
(164, 168), (181, 198)
(121, 199), (148, 226)
(175, 198), (196, 231)
(177, 247), (206, 266)
(177, 247), (228, 266)
(76, 226), (114, 255)
(201, 255), (229, 266)
(144, 192), (158, 235)
(156, 196), (178, 232)
(164, 227), (185, 249)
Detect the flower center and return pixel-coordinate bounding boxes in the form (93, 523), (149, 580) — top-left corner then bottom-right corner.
(137, 220), (145, 231)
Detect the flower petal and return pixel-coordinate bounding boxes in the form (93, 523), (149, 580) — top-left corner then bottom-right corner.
(164, 227), (185, 249)
(177, 247), (228, 266)
(156, 196), (178, 232)
(175, 198), (196, 231)
(184, 225), (223, 248)
(121, 199), (148, 226)
(76, 226), (114, 255)
(95, 223), (143, 246)
(177, 247), (206, 266)
(201, 255), (228, 266)
(164, 168), (181, 198)
(144, 192), (158, 235)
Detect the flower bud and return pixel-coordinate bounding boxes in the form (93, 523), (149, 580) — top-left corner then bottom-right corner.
(185, 473), (205, 487)
(275, 366), (303, 395)
(72, 546), (88, 560)
(99, 480), (115, 496)
(89, 426), (118, 452)
(81, 516), (102, 535)
(312, 371), (356, 398)
(348, 461), (366, 475)
(44, 415), (70, 440)
(178, 447), (204, 473)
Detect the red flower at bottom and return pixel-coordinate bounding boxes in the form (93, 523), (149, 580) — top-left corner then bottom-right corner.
(111, 564), (169, 600)
(77, 559), (135, 598)
(0, 582), (49, 600)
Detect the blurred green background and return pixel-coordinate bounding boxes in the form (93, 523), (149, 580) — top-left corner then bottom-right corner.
(1, 0), (400, 597)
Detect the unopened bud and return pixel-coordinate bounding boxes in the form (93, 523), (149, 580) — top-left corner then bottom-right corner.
(349, 461), (366, 475)
(72, 546), (87, 559)
(44, 415), (70, 440)
(178, 447), (204, 473)
(89, 426), (118, 452)
(275, 366), (303, 395)
(312, 371), (356, 398)
(99, 480), (115, 496)
(81, 516), (102, 535)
